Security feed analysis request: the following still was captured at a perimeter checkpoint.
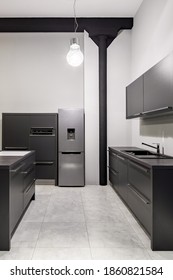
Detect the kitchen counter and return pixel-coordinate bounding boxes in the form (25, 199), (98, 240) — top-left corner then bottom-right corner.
(0, 151), (34, 169)
(0, 150), (35, 251)
(109, 146), (173, 169)
(109, 146), (173, 250)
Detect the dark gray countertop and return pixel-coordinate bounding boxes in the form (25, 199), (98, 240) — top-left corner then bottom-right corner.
(0, 151), (35, 169)
(109, 146), (173, 169)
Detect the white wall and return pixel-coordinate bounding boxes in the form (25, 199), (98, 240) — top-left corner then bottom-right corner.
(84, 31), (99, 185)
(0, 33), (84, 149)
(131, 0), (173, 155)
(108, 30), (132, 148)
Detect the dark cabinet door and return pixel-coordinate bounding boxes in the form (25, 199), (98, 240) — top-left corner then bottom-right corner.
(128, 160), (151, 235)
(10, 163), (24, 233)
(109, 168), (119, 192)
(126, 75), (143, 119)
(29, 114), (57, 129)
(117, 155), (128, 201)
(109, 151), (128, 201)
(2, 114), (29, 150)
(144, 53), (173, 113)
(109, 151), (119, 191)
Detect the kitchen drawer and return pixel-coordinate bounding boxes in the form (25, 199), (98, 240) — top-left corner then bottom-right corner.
(29, 136), (56, 161)
(109, 151), (118, 172)
(22, 154), (35, 169)
(10, 162), (23, 233)
(24, 181), (35, 209)
(35, 161), (55, 179)
(128, 160), (151, 200)
(23, 165), (35, 192)
(109, 168), (119, 192)
(128, 183), (151, 235)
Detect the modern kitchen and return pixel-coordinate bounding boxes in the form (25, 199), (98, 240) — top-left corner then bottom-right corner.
(0, 0), (173, 261)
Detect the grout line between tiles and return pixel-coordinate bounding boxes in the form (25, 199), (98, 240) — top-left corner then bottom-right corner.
(80, 187), (93, 259)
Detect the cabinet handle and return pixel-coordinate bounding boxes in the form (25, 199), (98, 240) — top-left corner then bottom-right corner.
(117, 155), (125, 161)
(21, 166), (34, 175)
(24, 180), (35, 194)
(34, 161), (54, 165)
(128, 184), (150, 205)
(111, 152), (117, 157)
(5, 146), (28, 150)
(109, 167), (118, 175)
(129, 161), (150, 174)
(11, 164), (23, 173)
(131, 113), (141, 117)
(142, 106), (172, 115)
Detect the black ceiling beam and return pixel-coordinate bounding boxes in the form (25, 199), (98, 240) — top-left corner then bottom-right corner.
(0, 18), (133, 41)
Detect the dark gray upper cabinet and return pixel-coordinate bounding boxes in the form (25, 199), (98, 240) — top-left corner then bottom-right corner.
(144, 53), (173, 114)
(126, 75), (143, 119)
(126, 52), (173, 118)
(2, 114), (29, 150)
(29, 114), (57, 128)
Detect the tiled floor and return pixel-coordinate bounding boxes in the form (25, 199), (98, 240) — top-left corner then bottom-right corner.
(1, 184), (173, 260)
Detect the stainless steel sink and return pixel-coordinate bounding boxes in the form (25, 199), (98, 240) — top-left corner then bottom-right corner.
(122, 150), (172, 159)
(123, 150), (154, 156)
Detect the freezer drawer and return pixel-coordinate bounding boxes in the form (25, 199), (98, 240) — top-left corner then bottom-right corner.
(59, 153), (84, 186)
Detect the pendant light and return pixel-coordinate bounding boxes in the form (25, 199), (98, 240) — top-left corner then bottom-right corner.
(66, 0), (84, 67)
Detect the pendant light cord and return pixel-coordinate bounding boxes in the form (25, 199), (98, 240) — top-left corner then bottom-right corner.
(73, 0), (78, 33)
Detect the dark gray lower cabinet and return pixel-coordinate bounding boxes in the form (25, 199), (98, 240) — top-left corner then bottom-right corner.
(118, 155), (128, 201)
(109, 147), (173, 250)
(10, 163), (24, 233)
(109, 152), (127, 200)
(0, 152), (35, 250)
(128, 160), (151, 235)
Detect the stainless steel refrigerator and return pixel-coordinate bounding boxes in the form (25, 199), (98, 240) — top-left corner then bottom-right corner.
(58, 108), (85, 186)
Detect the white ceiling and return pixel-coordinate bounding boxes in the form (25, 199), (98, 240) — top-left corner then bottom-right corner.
(0, 0), (143, 17)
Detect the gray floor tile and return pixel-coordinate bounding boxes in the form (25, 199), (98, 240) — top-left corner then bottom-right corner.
(11, 241), (37, 248)
(12, 222), (42, 242)
(0, 248), (34, 260)
(32, 247), (91, 260)
(84, 204), (127, 224)
(5, 184), (173, 260)
(35, 185), (54, 195)
(36, 222), (90, 248)
(44, 199), (85, 223)
(52, 186), (83, 199)
(87, 221), (144, 249)
(91, 247), (151, 260)
(23, 199), (49, 222)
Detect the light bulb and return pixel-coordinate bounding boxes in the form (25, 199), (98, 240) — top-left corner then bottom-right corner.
(66, 38), (84, 67)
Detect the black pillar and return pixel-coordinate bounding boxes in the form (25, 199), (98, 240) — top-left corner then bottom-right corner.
(99, 35), (107, 185)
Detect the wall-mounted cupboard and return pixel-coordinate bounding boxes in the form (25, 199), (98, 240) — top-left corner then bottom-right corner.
(126, 52), (173, 119)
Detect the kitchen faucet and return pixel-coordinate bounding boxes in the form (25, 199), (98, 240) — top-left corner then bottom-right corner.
(142, 142), (160, 154)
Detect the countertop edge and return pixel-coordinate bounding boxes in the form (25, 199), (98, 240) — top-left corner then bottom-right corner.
(109, 146), (173, 169)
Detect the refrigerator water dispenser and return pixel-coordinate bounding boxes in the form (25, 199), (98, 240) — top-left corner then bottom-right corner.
(67, 128), (75, 140)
